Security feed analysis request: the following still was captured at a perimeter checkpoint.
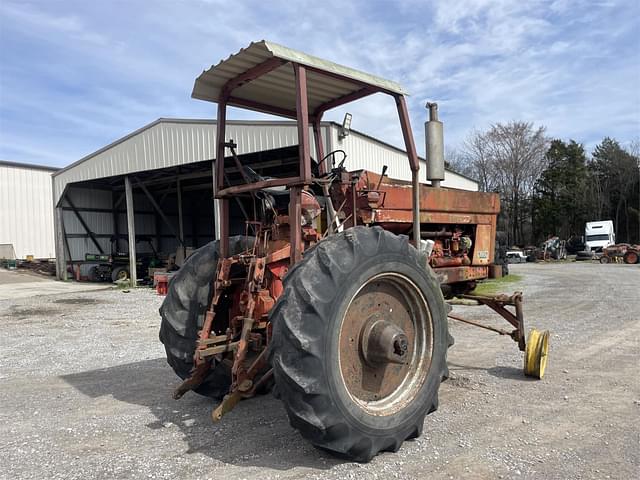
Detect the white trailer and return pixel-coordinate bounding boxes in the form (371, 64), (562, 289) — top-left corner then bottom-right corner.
(584, 220), (615, 252)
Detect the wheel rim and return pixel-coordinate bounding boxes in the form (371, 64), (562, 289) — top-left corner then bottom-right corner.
(117, 270), (128, 280)
(626, 252), (638, 264)
(524, 329), (550, 379)
(338, 273), (433, 415)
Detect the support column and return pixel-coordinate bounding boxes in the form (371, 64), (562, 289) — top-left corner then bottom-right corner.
(292, 64), (309, 263)
(395, 95), (421, 247)
(212, 160), (221, 240)
(289, 187), (302, 264)
(312, 115), (325, 172)
(124, 176), (137, 286)
(294, 63), (311, 182)
(55, 206), (66, 280)
(216, 100), (229, 257)
(177, 176), (185, 257)
(112, 190), (120, 253)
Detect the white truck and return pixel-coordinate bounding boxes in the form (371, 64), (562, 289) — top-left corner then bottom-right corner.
(584, 220), (615, 252)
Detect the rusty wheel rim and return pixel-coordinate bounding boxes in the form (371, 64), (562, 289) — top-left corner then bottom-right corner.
(338, 273), (433, 415)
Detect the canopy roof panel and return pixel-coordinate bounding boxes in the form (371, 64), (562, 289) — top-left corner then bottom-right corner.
(192, 40), (408, 117)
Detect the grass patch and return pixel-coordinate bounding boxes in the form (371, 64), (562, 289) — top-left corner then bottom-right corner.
(474, 273), (523, 296)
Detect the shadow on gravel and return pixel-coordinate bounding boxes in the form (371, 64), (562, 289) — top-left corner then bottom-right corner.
(486, 366), (538, 381)
(61, 358), (341, 471)
(448, 362), (538, 382)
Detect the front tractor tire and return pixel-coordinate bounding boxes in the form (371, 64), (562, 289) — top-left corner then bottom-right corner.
(158, 236), (250, 399)
(269, 226), (450, 462)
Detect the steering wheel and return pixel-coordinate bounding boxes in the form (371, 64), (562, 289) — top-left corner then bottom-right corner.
(316, 149), (347, 174)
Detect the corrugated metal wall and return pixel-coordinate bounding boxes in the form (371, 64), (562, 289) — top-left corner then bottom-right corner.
(0, 164), (56, 259)
(62, 187), (113, 262)
(53, 119), (478, 207)
(53, 120), (311, 206)
(61, 187), (161, 276)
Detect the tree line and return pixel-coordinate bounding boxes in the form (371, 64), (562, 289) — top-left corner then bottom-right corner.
(447, 122), (640, 247)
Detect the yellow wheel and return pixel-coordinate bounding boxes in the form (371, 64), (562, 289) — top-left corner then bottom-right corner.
(524, 329), (550, 379)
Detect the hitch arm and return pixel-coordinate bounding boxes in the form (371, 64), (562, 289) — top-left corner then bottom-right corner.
(452, 292), (527, 351)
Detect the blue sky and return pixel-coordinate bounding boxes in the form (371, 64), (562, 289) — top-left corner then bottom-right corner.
(1, 0), (638, 167)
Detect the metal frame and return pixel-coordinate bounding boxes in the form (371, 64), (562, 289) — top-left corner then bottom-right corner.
(449, 292), (526, 351)
(213, 60), (421, 256)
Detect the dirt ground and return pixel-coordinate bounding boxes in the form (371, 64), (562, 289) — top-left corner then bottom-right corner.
(0, 262), (638, 480)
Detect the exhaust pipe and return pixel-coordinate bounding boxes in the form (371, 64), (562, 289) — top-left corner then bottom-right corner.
(425, 102), (445, 188)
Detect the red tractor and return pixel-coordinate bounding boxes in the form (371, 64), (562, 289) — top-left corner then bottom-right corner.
(159, 41), (549, 462)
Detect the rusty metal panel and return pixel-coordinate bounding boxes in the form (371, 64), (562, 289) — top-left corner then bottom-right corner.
(472, 224), (493, 265)
(362, 172), (498, 225)
(433, 266), (489, 284)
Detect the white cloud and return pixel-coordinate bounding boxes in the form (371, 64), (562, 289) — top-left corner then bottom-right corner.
(0, 0), (638, 166)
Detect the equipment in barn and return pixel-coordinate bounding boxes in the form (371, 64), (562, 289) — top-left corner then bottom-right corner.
(159, 41), (549, 462)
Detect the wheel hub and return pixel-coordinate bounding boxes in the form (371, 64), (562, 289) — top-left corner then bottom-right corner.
(338, 273), (433, 415)
(361, 317), (409, 366)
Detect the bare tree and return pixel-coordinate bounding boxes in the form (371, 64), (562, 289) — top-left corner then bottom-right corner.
(444, 146), (473, 178)
(462, 129), (498, 192)
(462, 122), (549, 244)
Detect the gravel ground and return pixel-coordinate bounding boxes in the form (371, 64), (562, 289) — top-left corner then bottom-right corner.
(1, 262), (638, 480)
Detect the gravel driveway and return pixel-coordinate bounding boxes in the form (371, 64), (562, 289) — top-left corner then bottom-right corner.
(1, 262), (638, 479)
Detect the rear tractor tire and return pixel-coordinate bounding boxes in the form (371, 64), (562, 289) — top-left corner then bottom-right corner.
(269, 226), (450, 462)
(158, 236), (252, 399)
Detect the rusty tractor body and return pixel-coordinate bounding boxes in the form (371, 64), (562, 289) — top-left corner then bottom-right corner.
(332, 169), (500, 292)
(159, 40), (548, 462)
(600, 243), (640, 264)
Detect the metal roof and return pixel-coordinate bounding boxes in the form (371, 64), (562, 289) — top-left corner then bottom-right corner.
(52, 118), (478, 207)
(52, 119), (315, 206)
(0, 160), (59, 172)
(192, 40), (408, 115)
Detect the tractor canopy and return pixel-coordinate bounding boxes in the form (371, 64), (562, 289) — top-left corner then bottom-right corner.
(191, 40), (408, 117)
(191, 40), (422, 258)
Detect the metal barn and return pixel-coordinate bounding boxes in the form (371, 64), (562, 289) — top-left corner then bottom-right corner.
(52, 118), (478, 282)
(0, 161), (59, 260)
